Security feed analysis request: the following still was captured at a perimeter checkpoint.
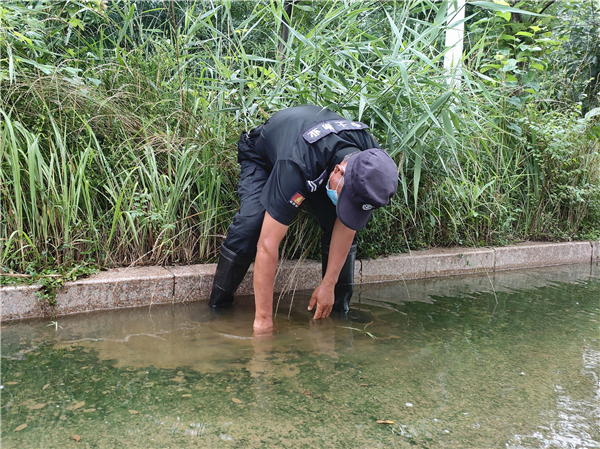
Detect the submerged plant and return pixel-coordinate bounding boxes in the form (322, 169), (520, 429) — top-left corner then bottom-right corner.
(339, 323), (378, 340)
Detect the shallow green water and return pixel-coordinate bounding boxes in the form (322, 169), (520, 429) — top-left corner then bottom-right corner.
(2, 263), (599, 448)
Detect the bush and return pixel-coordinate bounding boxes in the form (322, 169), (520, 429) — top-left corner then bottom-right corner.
(1, 0), (599, 279)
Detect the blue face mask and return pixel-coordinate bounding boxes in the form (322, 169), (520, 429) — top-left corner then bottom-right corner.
(326, 176), (343, 205)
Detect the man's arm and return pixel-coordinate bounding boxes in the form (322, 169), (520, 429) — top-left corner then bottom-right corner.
(308, 218), (356, 319)
(253, 211), (289, 333)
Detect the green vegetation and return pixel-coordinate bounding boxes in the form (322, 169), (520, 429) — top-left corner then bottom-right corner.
(1, 1), (599, 280)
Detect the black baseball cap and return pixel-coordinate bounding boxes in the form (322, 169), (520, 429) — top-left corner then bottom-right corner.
(337, 148), (398, 231)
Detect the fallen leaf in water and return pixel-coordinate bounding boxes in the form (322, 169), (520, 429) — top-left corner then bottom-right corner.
(376, 420), (394, 424)
(30, 403), (47, 410)
(231, 398), (242, 404)
(6, 382), (18, 385)
(68, 401), (85, 411)
(71, 435), (81, 442)
(128, 410), (138, 415)
(83, 408), (96, 413)
(302, 390), (313, 397)
(42, 384), (50, 390)
(59, 415), (67, 421)
(182, 394), (191, 398)
(14, 424), (27, 431)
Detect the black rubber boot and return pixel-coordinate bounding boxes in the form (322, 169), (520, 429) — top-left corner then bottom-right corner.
(322, 243), (357, 313)
(209, 245), (253, 308)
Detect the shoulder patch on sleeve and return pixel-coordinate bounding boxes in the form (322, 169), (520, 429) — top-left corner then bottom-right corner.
(302, 120), (369, 144)
(306, 169), (328, 192)
(288, 192), (305, 208)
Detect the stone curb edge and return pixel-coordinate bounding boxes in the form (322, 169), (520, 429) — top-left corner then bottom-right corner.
(2, 241), (598, 322)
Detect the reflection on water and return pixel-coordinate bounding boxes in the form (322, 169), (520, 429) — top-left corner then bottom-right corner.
(508, 347), (600, 449)
(2, 263), (599, 448)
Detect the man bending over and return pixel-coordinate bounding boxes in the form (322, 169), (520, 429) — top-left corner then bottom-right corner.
(208, 105), (398, 332)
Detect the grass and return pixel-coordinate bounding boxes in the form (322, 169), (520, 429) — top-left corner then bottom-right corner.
(1, 0), (599, 283)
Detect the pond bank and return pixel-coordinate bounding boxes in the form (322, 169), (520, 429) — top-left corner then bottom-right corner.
(2, 241), (599, 322)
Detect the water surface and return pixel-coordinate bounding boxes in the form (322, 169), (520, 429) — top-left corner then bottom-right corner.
(2, 263), (599, 448)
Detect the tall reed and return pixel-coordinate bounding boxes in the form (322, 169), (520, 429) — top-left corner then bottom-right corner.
(1, 0), (598, 275)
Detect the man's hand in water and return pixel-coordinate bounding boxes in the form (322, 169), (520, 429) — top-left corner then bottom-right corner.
(308, 280), (335, 319)
(309, 218), (355, 320)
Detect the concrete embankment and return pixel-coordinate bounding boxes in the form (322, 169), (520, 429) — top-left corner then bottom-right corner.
(2, 241), (599, 322)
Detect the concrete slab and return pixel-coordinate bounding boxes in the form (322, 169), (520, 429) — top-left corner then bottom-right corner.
(422, 247), (495, 276)
(166, 264), (216, 303)
(361, 247), (494, 283)
(356, 261), (596, 309)
(0, 284), (52, 320)
(592, 241), (599, 261)
(168, 260), (324, 302)
(494, 241), (592, 271)
(272, 259), (322, 296)
(361, 252), (428, 283)
(236, 263), (254, 296)
(54, 266), (174, 316)
(235, 259), (325, 297)
(235, 259), (324, 297)
(2, 241), (598, 322)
